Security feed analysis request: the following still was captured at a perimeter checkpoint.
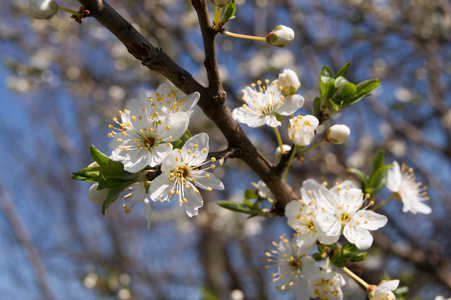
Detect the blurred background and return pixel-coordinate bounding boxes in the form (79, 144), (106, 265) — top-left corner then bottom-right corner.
(0, 0), (450, 299)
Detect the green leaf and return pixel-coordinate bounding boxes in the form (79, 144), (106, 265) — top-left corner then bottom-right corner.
(334, 76), (351, 88)
(368, 164), (393, 192)
(217, 200), (252, 214)
(347, 168), (368, 191)
(328, 98), (341, 112)
(173, 130), (192, 149)
(355, 79), (381, 98)
(319, 66), (335, 98)
(244, 189), (257, 200)
(335, 61), (352, 78)
(371, 150), (385, 176)
(220, 0), (236, 24)
(312, 96), (321, 117)
(90, 145), (111, 166)
(330, 241), (367, 268)
(72, 165), (100, 182)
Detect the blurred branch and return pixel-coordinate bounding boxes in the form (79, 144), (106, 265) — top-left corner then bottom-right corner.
(0, 182), (55, 300)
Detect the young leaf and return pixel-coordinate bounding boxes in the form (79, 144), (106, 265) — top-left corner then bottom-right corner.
(313, 96), (321, 117)
(101, 180), (135, 214)
(220, 0), (236, 24)
(217, 200), (252, 214)
(90, 145), (111, 166)
(354, 79), (381, 99)
(335, 61), (352, 78)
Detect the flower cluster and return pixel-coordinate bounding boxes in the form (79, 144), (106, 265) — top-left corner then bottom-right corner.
(87, 84), (224, 228)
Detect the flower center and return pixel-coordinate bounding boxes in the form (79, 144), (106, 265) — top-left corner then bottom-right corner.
(340, 213), (351, 223)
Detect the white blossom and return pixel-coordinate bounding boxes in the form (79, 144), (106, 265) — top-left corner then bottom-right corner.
(266, 25), (295, 48)
(308, 269), (346, 300)
(278, 69), (301, 96)
(108, 88), (191, 173)
(315, 183), (388, 250)
(29, 0), (58, 19)
(265, 234), (319, 292)
(285, 179), (343, 248)
(232, 79), (304, 128)
(326, 124), (351, 144)
(288, 115), (319, 146)
(385, 161), (431, 214)
(369, 280), (399, 300)
(149, 133), (224, 217)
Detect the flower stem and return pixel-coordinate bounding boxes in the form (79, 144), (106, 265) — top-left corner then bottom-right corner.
(274, 127), (284, 151)
(342, 267), (370, 290)
(298, 139), (325, 156)
(213, 7), (223, 31)
(223, 31), (267, 41)
(371, 195), (394, 211)
(283, 146), (297, 180)
(58, 6), (82, 18)
(325, 256), (330, 270)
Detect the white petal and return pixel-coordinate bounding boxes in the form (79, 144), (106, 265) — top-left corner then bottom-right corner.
(179, 91), (200, 115)
(157, 112), (189, 142)
(182, 133), (209, 165)
(292, 278), (310, 300)
(294, 231), (318, 248)
(266, 115), (281, 127)
(300, 256), (319, 280)
(123, 150), (151, 173)
(315, 212), (342, 238)
(192, 170), (224, 190)
(356, 210), (388, 230)
(88, 183), (109, 205)
(343, 225), (373, 250)
(376, 280), (399, 293)
(277, 94), (305, 115)
(149, 173), (175, 202)
(300, 179), (336, 212)
(155, 83), (173, 100)
(148, 143), (173, 167)
(183, 182), (204, 217)
(385, 161), (401, 193)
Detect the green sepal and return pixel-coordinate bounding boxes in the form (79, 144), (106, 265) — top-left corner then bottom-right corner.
(335, 61), (352, 78)
(173, 130), (192, 149)
(330, 241), (367, 268)
(220, 0), (236, 24)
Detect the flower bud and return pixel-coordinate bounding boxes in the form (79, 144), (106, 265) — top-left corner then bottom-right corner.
(326, 124), (351, 144)
(288, 115), (319, 146)
(257, 181), (273, 198)
(275, 144), (292, 160)
(29, 0), (58, 20)
(278, 69), (301, 96)
(210, 0), (229, 7)
(88, 183), (110, 205)
(266, 25), (295, 48)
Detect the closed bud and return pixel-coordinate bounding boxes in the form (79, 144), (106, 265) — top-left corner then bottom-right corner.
(88, 183), (110, 205)
(278, 69), (301, 96)
(326, 124), (350, 144)
(210, 0), (229, 7)
(266, 25), (295, 48)
(275, 144), (292, 160)
(29, 0), (58, 19)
